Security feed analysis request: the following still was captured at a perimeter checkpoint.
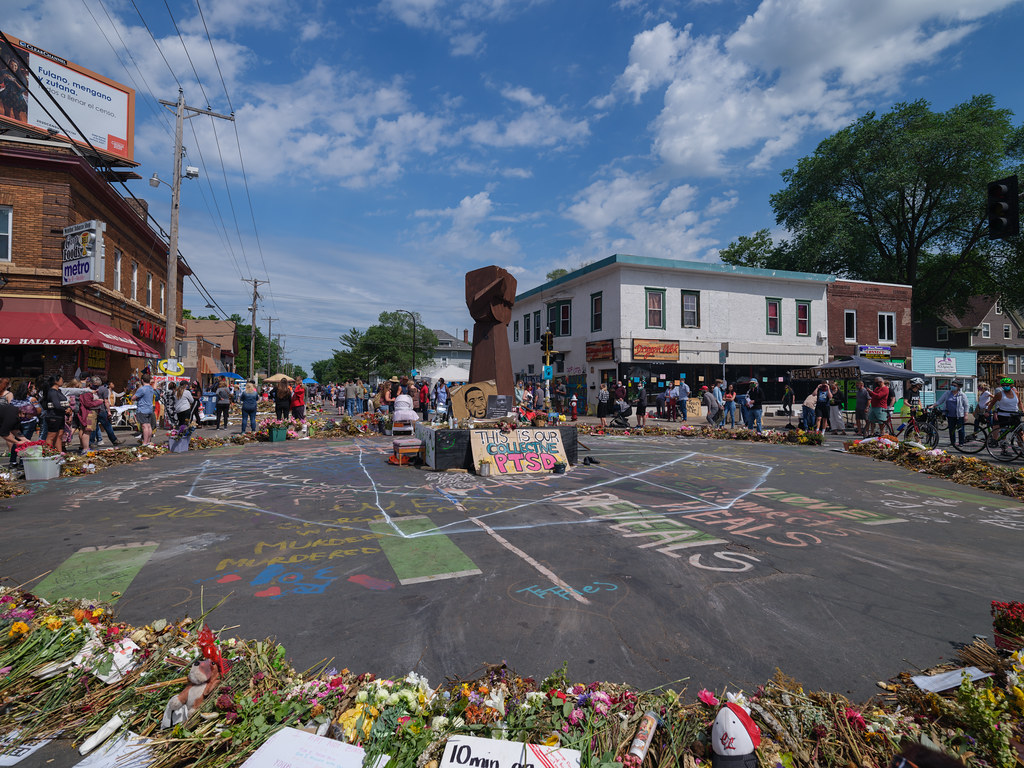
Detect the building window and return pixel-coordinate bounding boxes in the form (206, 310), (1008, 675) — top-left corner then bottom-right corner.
(547, 300), (571, 336)
(533, 310), (541, 341)
(131, 262), (138, 301)
(523, 314), (530, 344)
(1008, 355), (1018, 375)
(796, 300), (810, 336)
(982, 322), (990, 339)
(645, 288), (665, 329)
(513, 320), (519, 342)
(114, 250), (122, 291)
(844, 310), (856, 343)
(441, 357), (448, 367)
(146, 273), (152, 307)
(1004, 324), (1011, 339)
(766, 298), (781, 335)
(878, 312), (895, 343)
(681, 290), (700, 328)
(936, 325), (948, 342)
(527, 363), (535, 374)
(160, 283), (165, 314)
(996, 298), (1003, 315)
(0, 206), (10, 261)
(591, 292), (603, 332)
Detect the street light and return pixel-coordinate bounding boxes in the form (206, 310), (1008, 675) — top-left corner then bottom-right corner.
(398, 309), (417, 377)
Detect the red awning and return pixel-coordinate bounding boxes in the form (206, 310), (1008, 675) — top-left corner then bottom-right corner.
(0, 311), (161, 358)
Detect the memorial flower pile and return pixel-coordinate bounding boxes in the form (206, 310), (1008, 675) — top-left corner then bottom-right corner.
(2, 585), (1023, 768)
(992, 600), (1024, 650)
(577, 424), (825, 445)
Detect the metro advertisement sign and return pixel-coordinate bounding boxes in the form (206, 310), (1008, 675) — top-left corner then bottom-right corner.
(62, 220), (106, 286)
(0, 32), (135, 162)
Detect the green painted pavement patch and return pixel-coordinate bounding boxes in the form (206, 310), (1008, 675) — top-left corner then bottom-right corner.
(867, 479), (1022, 506)
(34, 542), (159, 603)
(370, 517), (481, 585)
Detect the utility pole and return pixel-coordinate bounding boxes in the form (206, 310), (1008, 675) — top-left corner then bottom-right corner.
(157, 89), (234, 360)
(398, 310), (417, 376)
(242, 278), (270, 382)
(265, 317), (278, 374)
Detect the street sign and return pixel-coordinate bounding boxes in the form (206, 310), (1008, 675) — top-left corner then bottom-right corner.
(542, 365), (553, 381)
(410, 368), (419, 377)
(719, 349), (727, 365)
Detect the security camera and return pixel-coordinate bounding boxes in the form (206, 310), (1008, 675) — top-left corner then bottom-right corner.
(247, 306), (254, 311)
(184, 166), (200, 179)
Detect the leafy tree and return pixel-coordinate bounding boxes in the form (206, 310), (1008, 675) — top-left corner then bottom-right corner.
(718, 229), (781, 269)
(546, 268), (568, 281)
(233, 313), (284, 378)
(725, 96), (1024, 317)
(310, 312), (438, 383)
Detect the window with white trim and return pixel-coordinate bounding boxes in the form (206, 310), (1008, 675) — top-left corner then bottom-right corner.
(681, 290), (700, 328)
(146, 273), (152, 307)
(844, 310), (856, 342)
(1004, 324), (1011, 339)
(114, 250), (122, 292)
(547, 300), (571, 336)
(0, 206), (10, 262)
(982, 322), (990, 339)
(796, 300), (810, 336)
(936, 325), (948, 342)
(131, 262), (138, 301)
(878, 312), (895, 343)
(766, 298), (781, 335)
(1008, 355), (1018, 375)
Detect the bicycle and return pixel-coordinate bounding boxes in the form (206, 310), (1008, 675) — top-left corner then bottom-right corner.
(985, 415), (1024, 462)
(893, 405), (939, 448)
(954, 415), (992, 454)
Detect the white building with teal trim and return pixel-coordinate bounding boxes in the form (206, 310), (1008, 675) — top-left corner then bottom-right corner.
(508, 254), (834, 409)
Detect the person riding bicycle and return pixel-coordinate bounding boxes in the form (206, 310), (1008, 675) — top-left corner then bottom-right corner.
(904, 377), (925, 414)
(990, 377), (1020, 451)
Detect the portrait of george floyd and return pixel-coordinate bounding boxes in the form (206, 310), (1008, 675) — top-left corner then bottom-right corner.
(450, 380), (497, 421)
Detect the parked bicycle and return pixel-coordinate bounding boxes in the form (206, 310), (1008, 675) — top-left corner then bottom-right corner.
(986, 417), (1024, 462)
(892, 404), (939, 448)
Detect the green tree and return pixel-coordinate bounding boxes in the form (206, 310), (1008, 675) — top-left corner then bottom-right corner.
(310, 312), (438, 383)
(233, 314), (283, 378)
(727, 96), (1024, 317)
(546, 268), (568, 281)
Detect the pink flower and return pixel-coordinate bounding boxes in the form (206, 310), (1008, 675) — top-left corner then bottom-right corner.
(561, 723), (570, 733)
(592, 691), (612, 715)
(698, 689), (719, 707)
(845, 708), (866, 731)
(568, 708), (585, 725)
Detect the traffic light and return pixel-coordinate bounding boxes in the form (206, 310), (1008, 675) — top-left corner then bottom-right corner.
(541, 330), (553, 352)
(988, 175), (1019, 240)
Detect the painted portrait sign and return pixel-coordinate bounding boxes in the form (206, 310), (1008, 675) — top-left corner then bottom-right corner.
(470, 427), (568, 474)
(450, 380), (497, 421)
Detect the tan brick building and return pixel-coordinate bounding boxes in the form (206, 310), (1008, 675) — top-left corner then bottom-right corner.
(0, 137), (188, 386)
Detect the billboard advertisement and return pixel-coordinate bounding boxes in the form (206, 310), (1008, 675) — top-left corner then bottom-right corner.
(0, 32), (134, 162)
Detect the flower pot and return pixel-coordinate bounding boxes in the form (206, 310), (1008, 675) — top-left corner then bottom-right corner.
(479, 463), (492, 477)
(22, 456), (61, 481)
(168, 436), (190, 453)
(269, 426), (288, 442)
(552, 462), (567, 475)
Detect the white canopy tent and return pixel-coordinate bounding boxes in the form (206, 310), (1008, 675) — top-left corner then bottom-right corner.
(422, 365), (471, 384)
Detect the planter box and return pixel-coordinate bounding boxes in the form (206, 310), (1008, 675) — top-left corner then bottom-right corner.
(269, 427), (288, 442)
(994, 629), (1024, 651)
(168, 436), (190, 453)
(22, 456), (60, 481)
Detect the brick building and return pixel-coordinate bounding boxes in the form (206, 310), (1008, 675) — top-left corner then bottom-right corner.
(826, 279), (914, 366)
(0, 136), (187, 386)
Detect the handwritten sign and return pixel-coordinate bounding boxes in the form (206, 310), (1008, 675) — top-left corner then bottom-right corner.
(441, 735), (580, 768)
(485, 394), (515, 419)
(240, 727), (384, 768)
(470, 428), (567, 474)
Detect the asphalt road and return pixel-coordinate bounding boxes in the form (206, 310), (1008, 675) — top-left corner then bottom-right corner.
(2, 436), (1022, 701)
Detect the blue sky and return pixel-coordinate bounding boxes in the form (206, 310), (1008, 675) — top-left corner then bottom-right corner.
(8, 0), (1024, 369)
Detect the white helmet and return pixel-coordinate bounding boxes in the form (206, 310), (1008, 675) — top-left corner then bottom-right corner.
(909, 377), (924, 388)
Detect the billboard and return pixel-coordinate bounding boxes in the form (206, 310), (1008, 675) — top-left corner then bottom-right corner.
(0, 32), (134, 162)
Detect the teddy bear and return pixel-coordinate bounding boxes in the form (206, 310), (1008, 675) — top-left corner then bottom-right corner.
(160, 658), (221, 729)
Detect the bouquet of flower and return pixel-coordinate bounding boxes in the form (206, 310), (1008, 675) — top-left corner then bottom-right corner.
(257, 418), (285, 430)
(13, 440), (59, 458)
(992, 600), (1024, 649)
(167, 425), (195, 440)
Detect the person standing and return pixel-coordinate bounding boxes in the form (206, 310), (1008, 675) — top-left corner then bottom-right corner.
(514, 380), (525, 407)
(635, 383), (647, 427)
(738, 382), (750, 427)
(939, 379), (969, 447)
(655, 388), (665, 420)
(854, 380), (870, 436)
(239, 382), (259, 433)
(434, 379), (449, 420)
(133, 373), (156, 446)
(76, 378), (104, 453)
(866, 377), (889, 437)
(678, 379), (691, 422)
(747, 379), (765, 432)
(814, 381), (831, 434)
(173, 382), (195, 427)
(801, 391), (817, 431)
(91, 379), (119, 446)
(597, 382), (610, 427)
(291, 379), (306, 420)
(275, 381), (292, 420)
(345, 379), (357, 416)
(215, 377), (232, 430)
(828, 382), (846, 435)
(723, 385), (737, 428)
(702, 386), (721, 426)
(419, 380), (431, 421)
(782, 383), (794, 417)
(976, 381), (993, 425)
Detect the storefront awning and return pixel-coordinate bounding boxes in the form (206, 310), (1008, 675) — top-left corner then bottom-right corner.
(0, 311), (161, 359)
(199, 355), (219, 375)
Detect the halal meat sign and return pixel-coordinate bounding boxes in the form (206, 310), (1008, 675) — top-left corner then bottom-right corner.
(62, 220), (106, 286)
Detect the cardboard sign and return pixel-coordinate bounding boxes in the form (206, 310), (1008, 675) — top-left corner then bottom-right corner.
(441, 735), (580, 768)
(450, 380), (497, 421)
(471, 428), (567, 474)
(686, 397), (701, 418)
(485, 394), (515, 419)
(240, 727), (384, 768)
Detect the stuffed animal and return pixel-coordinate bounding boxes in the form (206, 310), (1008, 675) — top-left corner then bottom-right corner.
(160, 658), (221, 728)
(710, 701), (761, 768)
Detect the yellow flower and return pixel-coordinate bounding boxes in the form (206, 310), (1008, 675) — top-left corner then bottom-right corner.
(337, 703), (379, 742)
(542, 732), (560, 747)
(43, 616), (62, 631)
(8, 621), (29, 637)
(92, 608), (104, 618)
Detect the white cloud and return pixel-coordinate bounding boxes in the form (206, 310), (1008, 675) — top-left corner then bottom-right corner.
(413, 191), (523, 258)
(464, 88), (589, 148)
(604, 1), (1016, 175)
(179, 0), (293, 35)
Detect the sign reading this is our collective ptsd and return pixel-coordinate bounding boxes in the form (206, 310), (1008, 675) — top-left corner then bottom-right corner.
(470, 427), (567, 474)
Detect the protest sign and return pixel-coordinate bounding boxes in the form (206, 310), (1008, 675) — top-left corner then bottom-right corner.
(470, 427), (567, 474)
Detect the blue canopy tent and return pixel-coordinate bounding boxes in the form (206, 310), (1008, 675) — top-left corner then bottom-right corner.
(215, 372), (245, 380)
(302, 377), (318, 384)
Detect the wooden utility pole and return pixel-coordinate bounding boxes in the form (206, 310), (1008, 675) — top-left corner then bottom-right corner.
(242, 278), (270, 382)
